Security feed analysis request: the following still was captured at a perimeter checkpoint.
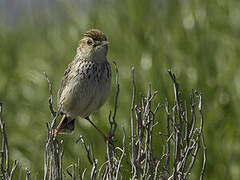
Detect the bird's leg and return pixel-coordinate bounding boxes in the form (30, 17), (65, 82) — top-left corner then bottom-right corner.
(85, 117), (114, 145)
(53, 114), (67, 140)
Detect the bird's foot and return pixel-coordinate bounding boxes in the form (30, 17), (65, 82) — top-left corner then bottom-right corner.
(53, 129), (59, 140)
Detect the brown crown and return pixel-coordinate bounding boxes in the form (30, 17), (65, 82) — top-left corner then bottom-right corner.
(83, 29), (107, 42)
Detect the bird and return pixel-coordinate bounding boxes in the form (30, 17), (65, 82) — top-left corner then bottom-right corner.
(53, 29), (111, 142)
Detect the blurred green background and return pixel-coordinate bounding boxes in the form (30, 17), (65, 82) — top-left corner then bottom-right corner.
(0, 0), (240, 179)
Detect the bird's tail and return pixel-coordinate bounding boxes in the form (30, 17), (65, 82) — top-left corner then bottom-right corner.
(54, 116), (75, 134)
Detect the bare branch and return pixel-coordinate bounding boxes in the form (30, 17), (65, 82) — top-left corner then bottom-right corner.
(115, 128), (126, 180)
(0, 102), (10, 178)
(109, 61), (120, 137)
(197, 92), (206, 180)
(43, 72), (56, 118)
(130, 67), (137, 178)
(43, 73), (63, 180)
(164, 99), (171, 175)
(200, 134), (206, 180)
(25, 168), (31, 180)
(0, 67), (206, 180)
(66, 164), (76, 180)
(9, 160), (18, 180)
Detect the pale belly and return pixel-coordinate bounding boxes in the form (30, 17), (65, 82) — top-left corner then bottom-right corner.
(59, 74), (111, 118)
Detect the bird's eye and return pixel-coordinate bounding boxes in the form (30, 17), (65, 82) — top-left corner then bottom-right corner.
(87, 39), (92, 46)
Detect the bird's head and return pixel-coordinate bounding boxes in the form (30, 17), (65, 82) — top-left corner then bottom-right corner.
(77, 29), (108, 61)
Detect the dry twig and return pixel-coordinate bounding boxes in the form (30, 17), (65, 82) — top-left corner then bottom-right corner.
(0, 67), (206, 180)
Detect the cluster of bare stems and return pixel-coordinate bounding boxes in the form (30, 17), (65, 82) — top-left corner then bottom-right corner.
(0, 63), (206, 180)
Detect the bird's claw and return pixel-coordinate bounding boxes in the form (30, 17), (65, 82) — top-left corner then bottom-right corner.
(53, 129), (58, 141)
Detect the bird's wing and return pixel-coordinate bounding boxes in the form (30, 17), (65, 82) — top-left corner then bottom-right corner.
(57, 60), (75, 107)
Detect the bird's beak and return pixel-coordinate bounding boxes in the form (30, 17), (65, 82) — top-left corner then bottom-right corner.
(101, 41), (109, 46)
(94, 41), (109, 48)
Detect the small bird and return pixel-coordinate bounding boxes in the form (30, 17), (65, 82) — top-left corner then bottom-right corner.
(54, 29), (111, 141)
